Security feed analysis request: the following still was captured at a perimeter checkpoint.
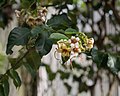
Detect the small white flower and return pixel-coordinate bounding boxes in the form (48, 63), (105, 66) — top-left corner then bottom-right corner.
(76, 37), (80, 41)
(73, 52), (79, 56)
(71, 51), (74, 55)
(68, 39), (71, 43)
(74, 42), (79, 48)
(90, 38), (94, 44)
(86, 38), (94, 50)
(15, 10), (20, 18)
(71, 36), (75, 39)
(71, 51), (79, 56)
(70, 43), (75, 48)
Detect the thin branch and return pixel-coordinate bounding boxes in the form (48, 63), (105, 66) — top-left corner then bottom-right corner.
(0, 49), (30, 82)
(12, 50), (29, 69)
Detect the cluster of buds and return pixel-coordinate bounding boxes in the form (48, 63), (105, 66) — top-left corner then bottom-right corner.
(57, 35), (94, 58)
(15, 7), (47, 27)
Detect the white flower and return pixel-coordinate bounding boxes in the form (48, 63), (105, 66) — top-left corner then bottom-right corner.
(76, 37), (80, 41)
(86, 38), (94, 50)
(70, 43), (75, 48)
(89, 38), (94, 44)
(74, 42), (79, 48)
(15, 10), (20, 18)
(68, 39), (71, 43)
(71, 36), (75, 39)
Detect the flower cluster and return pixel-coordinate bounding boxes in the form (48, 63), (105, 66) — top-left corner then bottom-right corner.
(57, 39), (71, 57)
(15, 7), (47, 27)
(57, 35), (94, 58)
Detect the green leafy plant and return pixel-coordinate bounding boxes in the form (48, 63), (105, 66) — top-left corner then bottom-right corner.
(0, 0), (120, 96)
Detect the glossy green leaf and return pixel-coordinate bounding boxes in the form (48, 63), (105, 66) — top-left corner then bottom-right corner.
(31, 25), (54, 55)
(91, 48), (108, 69)
(91, 49), (104, 66)
(25, 49), (41, 77)
(107, 54), (120, 74)
(3, 79), (9, 96)
(49, 33), (68, 40)
(47, 13), (72, 30)
(35, 32), (53, 57)
(65, 28), (77, 35)
(0, 85), (4, 96)
(6, 27), (30, 54)
(8, 69), (21, 88)
(31, 25), (54, 37)
(9, 58), (23, 70)
(31, 26), (42, 37)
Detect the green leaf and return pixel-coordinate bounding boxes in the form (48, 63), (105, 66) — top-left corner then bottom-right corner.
(49, 33), (68, 40)
(9, 57), (24, 70)
(31, 25), (54, 37)
(6, 27), (30, 54)
(31, 26), (41, 37)
(9, 51), (28, 70)
(91, 49), (104, 66)
(31, 25), (54, 58)
(107, 54), (120, 74)
(8, 69), (21, 88)
(25, 49), (41, 77)
(91, 49), (120, 74)
(3, 80), (9, 96)
(65, 28), (78, 35)
(35, 32), (53, 57)
(47, 13), (72, 30)
(91, 48), (108, 69)
(0, 85), (4, 96)
(0, 75), (9, 96)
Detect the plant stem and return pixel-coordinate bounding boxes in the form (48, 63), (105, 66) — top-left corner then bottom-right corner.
(0, 50), (30, 82)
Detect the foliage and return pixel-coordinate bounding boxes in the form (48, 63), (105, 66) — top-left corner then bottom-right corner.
(0, 0), (120, 96)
